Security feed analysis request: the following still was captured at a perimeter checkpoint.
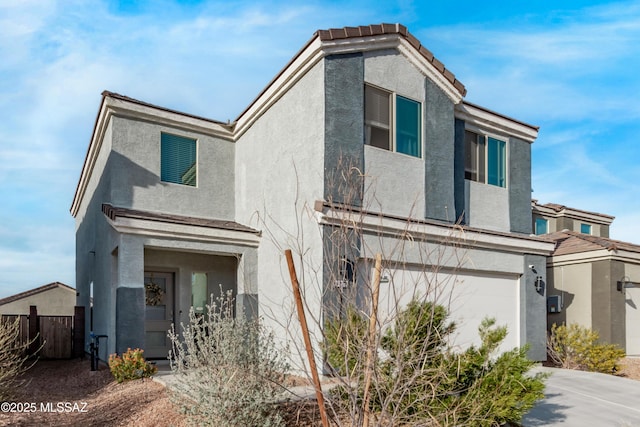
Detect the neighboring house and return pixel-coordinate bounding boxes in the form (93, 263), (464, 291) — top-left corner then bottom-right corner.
(532, 200), (614, 237)
(71, 23), (554, 362)
(0, 282), (77, 316)
(534, 200), (640, 355)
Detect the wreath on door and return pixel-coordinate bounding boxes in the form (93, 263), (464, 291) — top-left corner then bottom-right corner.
(145, 280), (165, 306)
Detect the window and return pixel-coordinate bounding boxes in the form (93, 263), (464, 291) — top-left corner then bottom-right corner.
(580, 223), (592, 235)
(465, 130), (507, 188)
(191, 272), (207, 316)
(535, 218), (548, 235)
(364, 85), (422, 157)
(161, 133), (197, 186)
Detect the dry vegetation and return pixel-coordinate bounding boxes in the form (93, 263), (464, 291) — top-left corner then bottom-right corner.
(0, 357), (638, 427)
(0, 358), (187, 427)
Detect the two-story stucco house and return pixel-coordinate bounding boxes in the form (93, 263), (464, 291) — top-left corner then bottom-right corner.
(71, 24), (554, 362)
(533, 200), (640, 355)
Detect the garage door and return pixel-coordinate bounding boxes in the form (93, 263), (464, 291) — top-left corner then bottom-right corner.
(360, 263), (520, 354)
(626, 286), (640, 356)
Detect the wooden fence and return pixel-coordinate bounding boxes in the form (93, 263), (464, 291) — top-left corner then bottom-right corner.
(1, 305), (84, 359)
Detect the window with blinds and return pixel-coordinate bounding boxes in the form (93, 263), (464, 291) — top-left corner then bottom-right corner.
(364, 84), (422, 158)
(160, 133), (197, 186)
(465, 130), (507, 188)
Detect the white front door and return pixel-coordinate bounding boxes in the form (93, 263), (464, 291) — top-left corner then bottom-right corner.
(144, 272), (174, 359)
(626, 286), (640, 356)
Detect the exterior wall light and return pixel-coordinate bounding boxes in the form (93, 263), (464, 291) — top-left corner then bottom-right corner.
(535, 276), (544, 294)
(617, 276), (635, 294)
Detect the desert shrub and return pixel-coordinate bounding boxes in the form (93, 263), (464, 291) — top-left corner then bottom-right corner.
(0, 317), (36, 400)
(326, 299), (547, 426)
(547, 323), (625, 373)
(108, 348), (157, 383)
(168, 291), (289, 427)
(436, 319), (547, 427)
(324, 306), (368, 376)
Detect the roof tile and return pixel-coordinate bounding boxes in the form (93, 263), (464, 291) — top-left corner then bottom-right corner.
(313, 23), (465, 97)
(547, 230), (640, 256)
(406, 33), (421, 50)
(370, 24), (384, 35)
(431, 57), (445, 73)
(443, 68), (456, 84)
(345, 26), (361, 37)
(359, 25), (373, 36)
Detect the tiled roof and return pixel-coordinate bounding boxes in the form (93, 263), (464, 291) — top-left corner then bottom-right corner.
(316, 24), (466, 97)
(0, 282), (75, 306)
(547, 230), (640, 256)
(102, 204), (261, 235)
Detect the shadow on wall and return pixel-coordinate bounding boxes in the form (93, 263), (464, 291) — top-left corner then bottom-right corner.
(76, 150), (161, 351)
(547, 291), (574, 329)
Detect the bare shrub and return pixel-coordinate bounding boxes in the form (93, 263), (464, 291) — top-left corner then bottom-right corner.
(168, 291), (289, 427)
(0, 317), (36, 400)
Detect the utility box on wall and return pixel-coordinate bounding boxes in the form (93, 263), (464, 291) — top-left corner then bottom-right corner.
(547, 295), (562, 313)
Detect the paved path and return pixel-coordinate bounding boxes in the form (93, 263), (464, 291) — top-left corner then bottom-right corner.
(523, 367), (640, 426)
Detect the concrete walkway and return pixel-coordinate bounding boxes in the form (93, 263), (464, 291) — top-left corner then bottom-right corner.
(523, 366), (640, 426)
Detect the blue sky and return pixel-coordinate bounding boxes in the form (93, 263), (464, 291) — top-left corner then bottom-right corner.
(1, 0), (639, 298)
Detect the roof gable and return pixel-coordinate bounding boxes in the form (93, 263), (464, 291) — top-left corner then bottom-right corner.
(315, 24), (466, 97)
(0, 282), (75, 306)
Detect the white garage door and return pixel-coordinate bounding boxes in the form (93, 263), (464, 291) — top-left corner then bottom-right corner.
(626, 286), (640, 356)
(362, 264), (520, 354)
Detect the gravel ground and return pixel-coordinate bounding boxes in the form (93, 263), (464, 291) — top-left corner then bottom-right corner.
(0, 358), (187, 427)
(1, 357), (639, 426)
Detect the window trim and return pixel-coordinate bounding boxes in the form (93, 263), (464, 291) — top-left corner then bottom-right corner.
(535, 217), (548, 235)
(464, 126), (508, 188)
(364, 84), (423, 158)
(580, 223), (592, 235)
(160, 132), (198, 187)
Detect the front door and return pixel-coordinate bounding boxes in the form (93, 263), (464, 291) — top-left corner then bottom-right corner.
(144, 272), (174, 359)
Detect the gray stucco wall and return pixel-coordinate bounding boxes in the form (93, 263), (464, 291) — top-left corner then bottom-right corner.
(424, 79), (456, 222)
(592, 260), (626, 348)
(235, 60), (326, 357)
(75, 121), (120, 357)
(521, 254), (548, 360)
(465, 180), (510, 232)
(362, 50), (428, 218)
(509, 137), (532, 234)
(110, 116), (235, 220)
(324, 53), (364, 206)
(453, 118), (466, 223)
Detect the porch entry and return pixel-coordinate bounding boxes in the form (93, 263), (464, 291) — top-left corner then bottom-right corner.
(144, 272), (174, 358)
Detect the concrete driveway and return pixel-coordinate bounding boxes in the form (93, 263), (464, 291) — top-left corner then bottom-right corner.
(523, 366), (640, 426)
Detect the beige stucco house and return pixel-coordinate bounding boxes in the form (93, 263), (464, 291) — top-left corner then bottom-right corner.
(0, 282), (77, 316)
(533, 201), (640, 355)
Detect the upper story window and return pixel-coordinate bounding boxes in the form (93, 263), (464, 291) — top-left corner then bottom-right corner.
(364, 84), (422, 158)
(161, 133), (197, 186)
(465, 130), (507, 188)
(535, 218), (548, 235)
(580, 223), (592, 235)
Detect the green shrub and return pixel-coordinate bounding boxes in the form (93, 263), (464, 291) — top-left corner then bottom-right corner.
(324, 307), (368, 376)
(108, 348), (157, 383)
(547, 323), (625, 373)
(325, 299), (547, 426)
(438, 319), (547, 427)
(168, 291), (288, 427)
